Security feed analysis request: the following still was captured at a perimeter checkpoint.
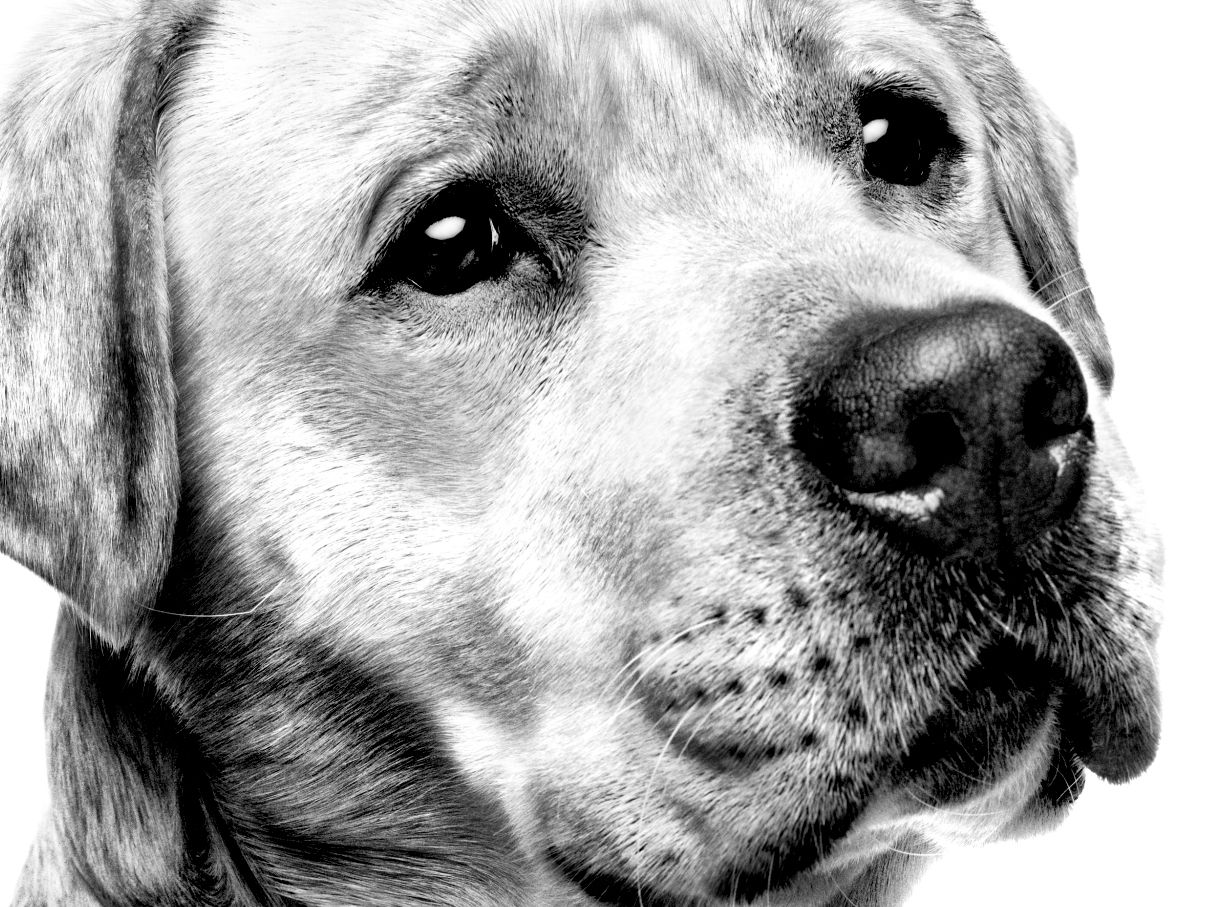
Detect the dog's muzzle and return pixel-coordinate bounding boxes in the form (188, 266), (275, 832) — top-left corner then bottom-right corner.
(543, 299), (1156, 906)
(794, 301), (1090, 560)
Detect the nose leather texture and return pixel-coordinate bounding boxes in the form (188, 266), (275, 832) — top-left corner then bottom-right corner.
(795, 303), (1090, 559)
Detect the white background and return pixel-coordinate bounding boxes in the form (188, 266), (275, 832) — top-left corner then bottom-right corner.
(1, 1), (1205, 903)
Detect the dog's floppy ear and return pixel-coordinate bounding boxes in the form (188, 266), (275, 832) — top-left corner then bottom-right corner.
(0, 4), (198, 649)
(918, 0), (1114, 390)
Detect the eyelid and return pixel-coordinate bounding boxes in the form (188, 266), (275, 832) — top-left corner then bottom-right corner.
(857, 72), (947, 108)
(358, 151), (454, 250)
(855, 77), (958, 146)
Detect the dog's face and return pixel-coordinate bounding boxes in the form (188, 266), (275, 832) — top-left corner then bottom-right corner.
(1, 1), (1161, 905)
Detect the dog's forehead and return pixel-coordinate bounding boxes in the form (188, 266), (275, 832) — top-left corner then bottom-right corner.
(199, 0), (965, 133)
(172, 0), (971, 224)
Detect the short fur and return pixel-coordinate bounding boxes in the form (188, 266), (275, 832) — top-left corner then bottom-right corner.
(2, 1), (1161, 906)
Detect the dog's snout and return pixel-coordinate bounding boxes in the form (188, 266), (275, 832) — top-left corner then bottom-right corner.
(794, 302), (1090, 558)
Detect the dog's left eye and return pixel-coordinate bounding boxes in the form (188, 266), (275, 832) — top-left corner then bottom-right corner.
(362, 186), (512, 296)
(858, 90), (955, 187)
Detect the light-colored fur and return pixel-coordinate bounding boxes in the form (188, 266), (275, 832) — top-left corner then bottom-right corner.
(1, 2), (1160, 905)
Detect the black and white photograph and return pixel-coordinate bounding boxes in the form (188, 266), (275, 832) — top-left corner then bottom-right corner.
(1, 1), (1204, 905)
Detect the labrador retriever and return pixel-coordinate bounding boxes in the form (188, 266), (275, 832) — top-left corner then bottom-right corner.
(1, 1), (1162, 905)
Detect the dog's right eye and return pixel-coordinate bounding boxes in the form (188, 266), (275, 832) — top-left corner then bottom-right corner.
(858, 89), (956, 187)
(361, 186), (513, 296)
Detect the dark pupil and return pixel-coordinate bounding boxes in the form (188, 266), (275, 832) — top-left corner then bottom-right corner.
(864, 119), (927, 185)
(411, 210), (499, 295)
(860, 92), (945, 187)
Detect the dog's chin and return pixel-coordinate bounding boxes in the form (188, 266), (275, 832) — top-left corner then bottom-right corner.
(544, 695), (1082, 907)
(546, 776), (1076, 907)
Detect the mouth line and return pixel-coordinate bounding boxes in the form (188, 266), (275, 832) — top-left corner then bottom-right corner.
(858, 700), (1077, 841)
(783, 696), (1073, 889)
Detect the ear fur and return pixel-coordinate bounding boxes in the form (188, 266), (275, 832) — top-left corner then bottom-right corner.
(0, 1), (198, 648)
(916, 0), (1114, 390)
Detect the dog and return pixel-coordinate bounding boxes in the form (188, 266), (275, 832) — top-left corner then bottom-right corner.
(1, 0), (1162, 904)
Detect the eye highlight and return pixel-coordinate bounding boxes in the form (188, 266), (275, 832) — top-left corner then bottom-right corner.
(858, 88), (957, 187)
(362, 185), (512, 297)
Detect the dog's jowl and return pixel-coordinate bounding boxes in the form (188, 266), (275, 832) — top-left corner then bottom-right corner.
(0, 1), (1161, 905)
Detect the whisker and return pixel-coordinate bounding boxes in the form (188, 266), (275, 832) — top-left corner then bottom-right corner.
(826, 870), (860, 907)
(639, 701), (700, 820)
(1042, 283), (1093, 312)
(863, 828), (945, 859)
(141, 576), (285, 619)
(1030, 264), (1085, 299)
(904, 788), (1008, 820)
(602, 616), (723, 730)
(675, 697), (729, 758)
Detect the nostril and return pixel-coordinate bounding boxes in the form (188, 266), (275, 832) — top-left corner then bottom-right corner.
(904, 411), (965, 484)
(796, 403), (968, 496)
(1022, 367), (1089, 448)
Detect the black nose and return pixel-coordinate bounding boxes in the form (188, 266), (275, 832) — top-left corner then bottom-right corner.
(794, 302), (1090, 559)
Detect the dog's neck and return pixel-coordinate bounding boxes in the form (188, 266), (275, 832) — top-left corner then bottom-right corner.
(21, 608), (535, 907)
(18, 614), (277, 907)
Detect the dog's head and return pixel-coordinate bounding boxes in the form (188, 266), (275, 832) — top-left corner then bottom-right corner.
(1, 1), (1160, 905)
